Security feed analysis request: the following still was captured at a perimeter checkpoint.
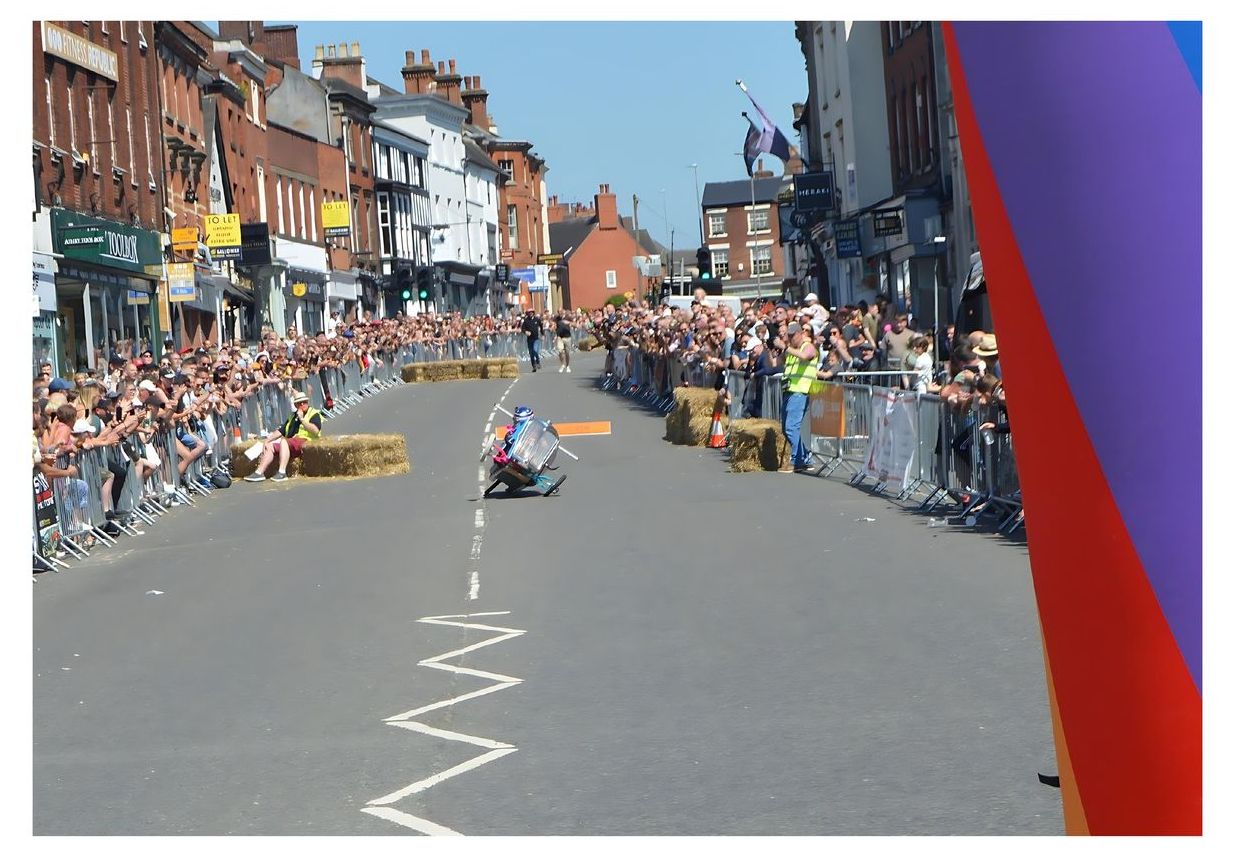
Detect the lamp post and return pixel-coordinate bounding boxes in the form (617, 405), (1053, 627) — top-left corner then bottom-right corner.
(688, 163), (703, 245)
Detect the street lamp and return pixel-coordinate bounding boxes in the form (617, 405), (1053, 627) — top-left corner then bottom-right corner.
(688, 163), (703, 245)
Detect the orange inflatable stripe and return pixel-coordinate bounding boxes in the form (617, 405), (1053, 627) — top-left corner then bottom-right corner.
(496, 421), (610, 438)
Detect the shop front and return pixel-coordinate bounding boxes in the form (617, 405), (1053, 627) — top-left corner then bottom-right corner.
(284, 268), (327, 336)
(326, 269), (359, 325)
(33, 251), (59, 375)
(50, 208), (162, 372)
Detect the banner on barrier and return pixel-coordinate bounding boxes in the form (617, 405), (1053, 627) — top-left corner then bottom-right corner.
(862, 389), (918, 487)
(33, 472), (60, 559)
(809, 384), (846, 439)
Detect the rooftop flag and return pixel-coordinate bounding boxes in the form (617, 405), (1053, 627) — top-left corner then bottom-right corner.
(737, 80), (791, 175)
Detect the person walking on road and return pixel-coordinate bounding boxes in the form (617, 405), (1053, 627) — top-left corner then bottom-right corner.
(245, 391), (323, 482)
(554, 313), (572, 373)
(779, 322), (818, 473)
(522, 310), (543, 372)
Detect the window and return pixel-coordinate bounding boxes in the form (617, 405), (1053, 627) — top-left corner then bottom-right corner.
(507, 205), (518, 248)
(498, 159), (514, 177)
(256, 165), (266, 223)
(287, 181), (295, 235)
(377, 191), (392, 256)
(413, 157), (424, 188)
(107, 97), (115, 167)
(712, 248), (730, 278)
(708, 212), (727, 237)
(309, 189), (317, 242)
(922, 75), (933, 166)
(892, 94), (903, 177)
(351, 194), (359, 250)
(914, 81), (925, 170)
(45, 77), (55, 147)
(752, 245), (773, 276)
(144, 116), (154, 187)
(67, 84), (77, 150)
(605, 270), (617, 289)
(125, 107), (134, 177)
(120, 21), (127, 43)
(747, 208), (770, 233)
(378, 144), (389, 179)
(275, 177), (284, 233)
(298, 183), (307, 239)
(86, 83), (97, 170)
(905, 90), (915, 174)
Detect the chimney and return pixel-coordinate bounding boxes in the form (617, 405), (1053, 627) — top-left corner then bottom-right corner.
(401, 48), (436, 95)
(782, 146), (805, 178)
(595, 184), (618, 230)
(318, 40), (367, 90)
(753, 159), (775, 179)
(461, 74), (491, 129)
(434, 58), (463, 105)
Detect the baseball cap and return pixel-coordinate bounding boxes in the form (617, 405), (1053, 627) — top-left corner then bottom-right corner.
(743, 336), (761, 352)
(71, 420), (94, 435)
(48, 377), (73, 393)
(804, 293), (819, 303)
(137, 379), (157, 392)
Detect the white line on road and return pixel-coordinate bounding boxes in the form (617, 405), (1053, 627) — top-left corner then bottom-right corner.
(483, 422), (491, 433)
(362, 612), (527, 835)
(360, 806), (462, 836)
(475, 508), (485, 528)
(468, 571), (479, 600)
(478, 466), (486, 483)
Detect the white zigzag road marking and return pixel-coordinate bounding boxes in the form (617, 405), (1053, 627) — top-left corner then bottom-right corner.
(363, 611), (525, 835)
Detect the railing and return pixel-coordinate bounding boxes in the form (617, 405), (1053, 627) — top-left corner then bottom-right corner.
(597, 345), (1023, 537)
(32, 331), (574, 576)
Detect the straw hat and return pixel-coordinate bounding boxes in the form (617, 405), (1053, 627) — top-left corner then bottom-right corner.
(292, 391), (310, 405)
(974, 333), (999, 357)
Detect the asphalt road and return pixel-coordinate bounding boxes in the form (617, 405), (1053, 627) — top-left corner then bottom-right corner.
(33, 351), (1062, 835)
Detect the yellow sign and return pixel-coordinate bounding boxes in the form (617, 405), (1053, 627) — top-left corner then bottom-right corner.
(41, 22), (119, 82)
(321, 200), (351, 237)
(171, 227), (199, 252)
(204, 213), (241, 254)
(167, 263), (196, 303)
(537, 253), (563, 266)
(291, 283), (308, 298)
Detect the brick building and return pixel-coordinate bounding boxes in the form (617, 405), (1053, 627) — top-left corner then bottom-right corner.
(33, 21), (166, 375)
(548, 184), (661, 311)
(699, 175), (791, 298)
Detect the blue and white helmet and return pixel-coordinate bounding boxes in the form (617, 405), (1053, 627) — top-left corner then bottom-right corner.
(513, 406), (534, 423)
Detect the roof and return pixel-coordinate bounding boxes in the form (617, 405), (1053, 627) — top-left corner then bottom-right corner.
(322, 77), (372, 106)
(371, 119), (430, 149)
(619, 217), (665, 255)
(464, 139), (503, 174)
(549, 218), (595, 258)
(701, 176), (788, 208)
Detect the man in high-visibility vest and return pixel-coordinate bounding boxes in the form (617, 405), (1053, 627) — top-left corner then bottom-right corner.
(245, 391), (323, 482)
(779, 322), (818, 473)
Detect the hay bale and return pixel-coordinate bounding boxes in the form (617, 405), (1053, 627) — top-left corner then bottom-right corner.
(727, 419), (767, 472)
(577, 335), (598, 352)
(231, 434), (409, 480)
(403, 358), (518, 383)
(724, 418), (791, 471)
(671, 386), (720, 447)
(664, 401), (687, 443)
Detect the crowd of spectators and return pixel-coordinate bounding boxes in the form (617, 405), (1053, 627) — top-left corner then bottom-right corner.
(591, 289), (1006, 466)
(32, 309), (586, 552)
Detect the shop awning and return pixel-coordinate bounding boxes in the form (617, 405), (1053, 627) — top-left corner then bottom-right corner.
(210, 275), (254, 305)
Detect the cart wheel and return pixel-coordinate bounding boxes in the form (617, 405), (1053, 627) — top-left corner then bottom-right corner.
(543, 474), (566, 497)
(483, 479), (502, 498)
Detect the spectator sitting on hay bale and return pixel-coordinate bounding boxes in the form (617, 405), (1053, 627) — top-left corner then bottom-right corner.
(244, 391), (323, 483)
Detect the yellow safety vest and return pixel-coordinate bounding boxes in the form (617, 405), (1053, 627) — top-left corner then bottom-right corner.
(783, 347), (818, 394)
(283, 408), (324, 441)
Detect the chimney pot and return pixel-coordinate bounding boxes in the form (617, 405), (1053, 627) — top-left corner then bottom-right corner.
(338, 42), (347, 57)
(421, 49), (430, 64)
(351, 42), (361, 57)
(475, 75), (483, 88)
(327, 45), (336, 58)
(449, 58), (456, 73)
(405, 50), (414, 66)
(437, 60), (446, 74)
(314, 45), (324, 60)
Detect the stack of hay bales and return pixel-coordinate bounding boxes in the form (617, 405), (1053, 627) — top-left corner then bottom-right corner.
(664, 386), (721, 446)
(401, 358), (518, 383)
(577, 335), (598, 352)
(726, 419), (790, 471)
(230, 434), (410, 480)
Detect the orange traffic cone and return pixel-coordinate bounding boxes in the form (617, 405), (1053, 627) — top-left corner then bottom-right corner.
(708, 411), (726, 449)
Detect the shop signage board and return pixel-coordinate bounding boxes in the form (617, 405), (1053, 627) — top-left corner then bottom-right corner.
(793, 171), (835, 215)
(167, 263), (196, 302)
(321, 200), (351, 238)
(204, 213), (242, 260)
(834, 220), (862, 258)
(872, 208), (905, 238)
(41, 22), (118, 81)
(240, 223), (272, 265)
(53, 210), (161, 276)
(171, 227), (199, 252)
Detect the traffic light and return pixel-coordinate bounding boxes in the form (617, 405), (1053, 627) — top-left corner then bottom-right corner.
(401, 287), (412, 301)
(696, 246), (712, 281)
(417, 267), (431, 300)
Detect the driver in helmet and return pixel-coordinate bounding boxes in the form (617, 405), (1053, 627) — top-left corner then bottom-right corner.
(493, 405), (534, 466)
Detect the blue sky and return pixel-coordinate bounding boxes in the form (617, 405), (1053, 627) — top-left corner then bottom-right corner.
(275, 20), (806, 253)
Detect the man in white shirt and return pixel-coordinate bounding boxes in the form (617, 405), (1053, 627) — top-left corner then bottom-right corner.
(803, 292), (829, 337)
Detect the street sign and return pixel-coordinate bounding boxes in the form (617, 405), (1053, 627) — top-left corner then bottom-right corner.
(167, 262), (195, 302)
(790, 211), (812, 229)
(500, 249), (514, 261)
(793, 171), (835, 215)
(291, 282), (308, 298)
(495, 263), (510, 282)
(536, 253), (562, 266)
(240, 222), (272, 265)
(321, 200), (351, 238)
(872, 208), (904, 237)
